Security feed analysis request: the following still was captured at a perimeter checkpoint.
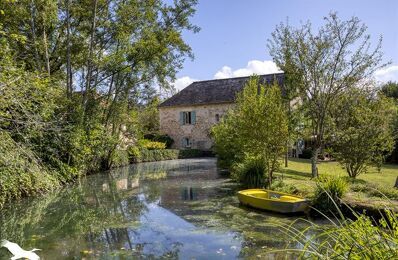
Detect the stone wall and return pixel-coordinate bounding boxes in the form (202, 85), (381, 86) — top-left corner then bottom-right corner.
(159, 103), (235, 150)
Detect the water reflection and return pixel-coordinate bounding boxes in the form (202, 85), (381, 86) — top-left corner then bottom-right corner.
(0, 158), (320, 259)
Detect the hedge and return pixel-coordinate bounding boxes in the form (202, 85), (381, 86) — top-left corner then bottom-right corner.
(128, 147), (208, 163)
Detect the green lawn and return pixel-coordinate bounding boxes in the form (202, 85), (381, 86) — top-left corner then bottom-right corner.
(274, 158), (398, 210)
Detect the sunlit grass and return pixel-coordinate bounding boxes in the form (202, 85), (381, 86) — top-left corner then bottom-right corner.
(274, 158), (398, 208)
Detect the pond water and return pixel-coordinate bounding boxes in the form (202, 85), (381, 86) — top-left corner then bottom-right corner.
(0, 158), (322, 259)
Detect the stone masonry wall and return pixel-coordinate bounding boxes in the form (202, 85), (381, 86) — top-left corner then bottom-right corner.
(159, 103), (235, 150)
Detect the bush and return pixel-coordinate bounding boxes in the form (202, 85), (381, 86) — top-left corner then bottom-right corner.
(313, 176), (348, 213)
(139, 139), (166, 150)
(128, 147), (179, 162)
(144, 134), (174, 148)
(0, 132), (59, 207)
(299, 148), (312, 159)
(179, 149), (203, 158)
(110, 149), (130, 168)
(128, 147), (205, 163)
(153, 134), (174, 148)
(232, 157), (267, 188)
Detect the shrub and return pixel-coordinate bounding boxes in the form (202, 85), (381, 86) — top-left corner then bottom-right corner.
(110, 149), (130, 168)
(144, 134), (174, 148)
(313, 176), (348, 213)
(128, 147), (205, 163)
(139, 139), (166, 150)
(179, 149), (203, 158)
(299, 148), (312, 159)
(153, 134), (174, 148)
(232, 157), (267, 188)
(128, 147), (179, 162)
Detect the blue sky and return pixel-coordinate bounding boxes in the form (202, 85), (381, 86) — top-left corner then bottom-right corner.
(172, 0), (398, 90)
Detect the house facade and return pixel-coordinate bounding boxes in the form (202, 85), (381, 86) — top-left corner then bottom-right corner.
(158, 73), (285, 150)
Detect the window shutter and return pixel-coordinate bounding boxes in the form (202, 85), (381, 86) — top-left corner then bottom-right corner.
(181, 138), (185, 148)
(179, 112), (184, 125)
(191, 111), (196, 124)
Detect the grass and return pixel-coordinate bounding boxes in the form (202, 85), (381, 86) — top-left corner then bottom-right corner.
(275, 158), (398, 210)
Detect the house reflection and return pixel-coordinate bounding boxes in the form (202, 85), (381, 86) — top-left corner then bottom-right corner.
(181, 187), (198, 200)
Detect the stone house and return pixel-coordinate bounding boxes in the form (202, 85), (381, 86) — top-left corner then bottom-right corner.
(158, 73), (285, 150)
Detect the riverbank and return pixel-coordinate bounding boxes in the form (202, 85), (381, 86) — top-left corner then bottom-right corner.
(275, 158), (398, 212)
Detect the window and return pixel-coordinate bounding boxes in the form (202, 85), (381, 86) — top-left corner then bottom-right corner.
(215, 114), (220, 122)
(184, 111), (192, 124)
(183, 137), (191, 148)
(180, 111), (196, 125)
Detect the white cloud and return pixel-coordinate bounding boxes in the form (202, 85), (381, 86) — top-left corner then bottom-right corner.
(375, 65), (398, 83)
(172, 76), (198, 91)
(213, 60), (282, 79)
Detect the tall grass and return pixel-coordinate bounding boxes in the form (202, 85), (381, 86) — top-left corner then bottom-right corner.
(312, 176), (348, 214)
(232, 157), (267, 188)
(269, 197), (398, 259)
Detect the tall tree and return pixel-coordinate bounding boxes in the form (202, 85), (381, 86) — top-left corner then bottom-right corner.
(268, 13), (387, 177)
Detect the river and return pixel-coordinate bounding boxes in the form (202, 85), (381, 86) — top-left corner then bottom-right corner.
(0, 158), (321, 259)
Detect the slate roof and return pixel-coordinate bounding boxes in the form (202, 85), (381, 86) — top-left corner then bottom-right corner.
(159, 73), (285, 108)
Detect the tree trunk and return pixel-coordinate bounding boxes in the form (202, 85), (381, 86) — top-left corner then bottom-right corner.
(29, 0), (41, 71)
(285, 142), (289, 167)
(268, 170), (273, 188)
(311, 147), (320, 178)
(43, 24), (50, 75)
(83, 0), (98, 108)
(394, 176), (398, 188)
(66, 0), (72, 97)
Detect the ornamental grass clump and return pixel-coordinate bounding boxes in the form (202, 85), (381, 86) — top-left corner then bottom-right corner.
(232, 156), (267, 188)
(313, 176), (348, 214)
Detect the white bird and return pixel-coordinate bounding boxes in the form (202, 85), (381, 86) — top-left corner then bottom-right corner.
(1, 240), (41, 260)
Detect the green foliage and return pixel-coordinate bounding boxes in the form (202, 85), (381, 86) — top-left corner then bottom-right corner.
(269, 13), (387, 178)
(129, 148), (179, 163)
(298, 148), (312, 159)
(381, 81), (398, 100)
(139, 139), (167, 150)
(277, 207), (398, 259)
(232, 156), (267, 188)
(331, 89), (396, 178)
(178, 149), (203, 158)
(143, 133), (174, 148)
(0, 132), (59, 207)
(109, 149), (130, 169)
(270, 178), (299, 194)
(128, 147), (203, 163)
(212, 77), (288, 186)
(0, 0), (198, 206)
(313, 176), (348, 213)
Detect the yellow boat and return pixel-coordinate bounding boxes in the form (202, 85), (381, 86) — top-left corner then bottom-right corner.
(237, 189), (309, 214)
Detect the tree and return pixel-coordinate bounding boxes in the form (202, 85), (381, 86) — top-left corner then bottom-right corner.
(330, 89), (396, 178)
(381, 81), (398, 100)
(380, 81), (398, 164)
(212, 77), (288, 187)
(268, 13), (387, 177)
